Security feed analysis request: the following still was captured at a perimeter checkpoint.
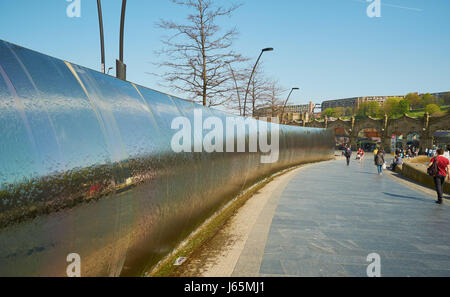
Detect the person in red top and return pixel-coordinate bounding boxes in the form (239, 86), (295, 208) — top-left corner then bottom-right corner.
(427, 149), (450, 204)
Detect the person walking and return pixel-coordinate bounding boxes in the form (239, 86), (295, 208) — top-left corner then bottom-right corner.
(344, 145), (352, 166)
(375, 150), (385, 175)
(427, 149), (450, 204)
(359, 148), (365, 161)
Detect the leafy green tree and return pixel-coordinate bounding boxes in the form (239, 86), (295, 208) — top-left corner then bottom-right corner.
(333, 107), (345, 118)
(356, 101), (381, 118)
(425, 104), (440, 115)
(355, 102), (369, 118)
(367, 101), (381, 117)
(422, 93), (436, 107)
(383, 97), (403, 117)
(323, 108), (334, 118)
(405, 93), (422, 109)
(345, 107), (353, 116)
(398, 99), (410, 114)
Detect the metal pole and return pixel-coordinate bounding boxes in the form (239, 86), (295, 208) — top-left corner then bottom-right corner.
(116, 0), (127, 80)
(97, 0), (105, 73)
(228, 63), (242, 116)
(281, 88), (299, 124)
(243, 48), (273, 117)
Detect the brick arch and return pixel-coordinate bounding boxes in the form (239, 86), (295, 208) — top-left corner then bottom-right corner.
(386, 115), (424, 138)
(353, 118), (384, 138)
(305, 113), (448, 153)
(327, 119), (352, 135)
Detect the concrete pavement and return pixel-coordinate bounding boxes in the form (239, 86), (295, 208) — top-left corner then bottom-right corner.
(234, 155), (450, 277)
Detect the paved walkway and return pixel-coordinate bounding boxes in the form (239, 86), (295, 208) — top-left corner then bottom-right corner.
(236, 155), (450, 277)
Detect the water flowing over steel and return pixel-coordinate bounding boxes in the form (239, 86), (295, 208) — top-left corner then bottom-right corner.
(0, 40), (334, 276)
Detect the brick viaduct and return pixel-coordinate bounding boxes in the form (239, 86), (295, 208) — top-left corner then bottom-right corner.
(304, 113), (450, 152)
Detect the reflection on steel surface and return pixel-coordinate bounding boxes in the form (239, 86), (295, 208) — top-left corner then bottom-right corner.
(0, 40), (334, 276)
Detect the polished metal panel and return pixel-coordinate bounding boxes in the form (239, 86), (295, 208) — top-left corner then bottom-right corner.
(0, 40), (334, 276)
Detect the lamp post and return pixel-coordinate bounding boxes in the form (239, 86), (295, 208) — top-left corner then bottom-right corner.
(227, 63), (243, 116)
(96, 0), (105, 73)
(281, 87), (300, 124)
(116, 0), (127, 80)
(243, 48), (274, 117)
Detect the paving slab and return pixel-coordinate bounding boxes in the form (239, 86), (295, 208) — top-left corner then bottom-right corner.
(259, 156), (450, 277)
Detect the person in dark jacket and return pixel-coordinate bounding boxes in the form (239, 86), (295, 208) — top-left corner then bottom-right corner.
(344, 145), (352, 166)
(375, 150), (385, 175)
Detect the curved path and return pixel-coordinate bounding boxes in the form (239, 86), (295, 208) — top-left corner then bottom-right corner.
(179, 155), (450, 277)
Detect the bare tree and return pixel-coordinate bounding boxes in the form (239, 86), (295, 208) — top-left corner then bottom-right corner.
(225, 62), (281, 118)
(264, 80), (285, 118)
(155, 0), (245, 107)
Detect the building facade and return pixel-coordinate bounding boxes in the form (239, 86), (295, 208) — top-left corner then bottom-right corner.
(321, 95), (404, 112)
(255, 101), (315, 119)
(320, 92), (449, 112)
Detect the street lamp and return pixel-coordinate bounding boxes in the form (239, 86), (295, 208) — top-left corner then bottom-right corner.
(281, 87), (300, 124)
(96, 0), (105, 73)
(243, 47), (274, 117)
(116, 0), (127, 80)
(227, 62), (242, 116)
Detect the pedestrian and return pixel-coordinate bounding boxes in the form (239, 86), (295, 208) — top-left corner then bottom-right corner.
(391, 153), (403, 171)
(375, 150), (385, 175)
(344, 145), (352, 166)
(360, 148), (365, 161)
(444, 145), (450, 161)
(427, 149), (450, 204)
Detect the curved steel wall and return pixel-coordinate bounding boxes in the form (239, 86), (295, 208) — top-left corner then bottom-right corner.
(0, 40), (334, 276)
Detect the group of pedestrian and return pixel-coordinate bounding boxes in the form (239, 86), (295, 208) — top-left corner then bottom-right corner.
(343, 145), (386, 175)
(395, 147), (417, 159)
(425, 147), (438, 157)
(342, 143), (449, 205)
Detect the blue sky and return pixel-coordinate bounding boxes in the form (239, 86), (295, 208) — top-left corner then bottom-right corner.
(0, 0), (449, 107)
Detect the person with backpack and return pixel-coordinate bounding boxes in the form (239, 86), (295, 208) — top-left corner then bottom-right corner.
(344, 145), (352, 166)
(375, 150), (385, 175)
(427, 149), (450, 204)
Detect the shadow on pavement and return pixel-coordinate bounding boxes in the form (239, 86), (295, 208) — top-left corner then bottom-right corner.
(382, 192), (435, 203)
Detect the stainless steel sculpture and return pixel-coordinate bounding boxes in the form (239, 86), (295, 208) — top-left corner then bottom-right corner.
(0, 40), (334, 276)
